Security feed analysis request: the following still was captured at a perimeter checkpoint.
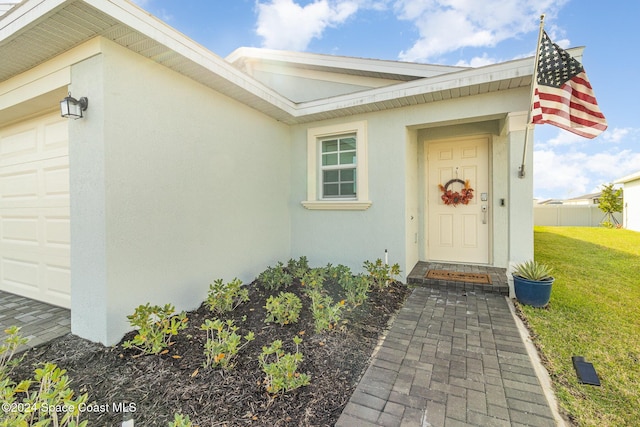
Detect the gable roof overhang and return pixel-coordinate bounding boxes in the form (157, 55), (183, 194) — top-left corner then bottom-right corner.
(615, 171), (640, 184)
(226, 47), (468, 82)
(1, 0), (584, 125)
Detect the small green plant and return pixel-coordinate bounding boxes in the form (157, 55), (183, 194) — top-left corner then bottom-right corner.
(168, 412), (193, 427)
(307, 290), (346, 333)
(122, 303), (188, 355)
(363, 259), (401, 289)
(339, 273), (371, 307)
(1, 326), (28, 378)
(259, 336), (310, 395)
(258, 262), (293, 291)
(324, 263), (352, 282)
(205, 277), (249, 315)
(264, 292), (302, 326)
(513, 260), (554, 281)
(300, 267), (326, 293)
(287, 256), (310, 280)
(1, 362), (89, 427)
(200, 318), (254, 369)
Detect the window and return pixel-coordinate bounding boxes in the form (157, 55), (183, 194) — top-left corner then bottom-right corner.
(320, 135), (356, 198)
(302, 121), (371, 210)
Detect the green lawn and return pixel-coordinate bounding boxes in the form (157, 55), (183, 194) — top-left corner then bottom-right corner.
(520, 227), (640, 426)
(523, 227), (640, 426)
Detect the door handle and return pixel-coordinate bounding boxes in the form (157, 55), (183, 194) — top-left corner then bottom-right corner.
(481, 205), (488, 224)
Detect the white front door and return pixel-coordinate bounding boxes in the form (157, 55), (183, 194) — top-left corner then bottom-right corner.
(427, 136), (490, 264)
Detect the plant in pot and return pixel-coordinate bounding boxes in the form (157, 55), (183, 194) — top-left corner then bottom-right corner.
(512, 260), (554, 307)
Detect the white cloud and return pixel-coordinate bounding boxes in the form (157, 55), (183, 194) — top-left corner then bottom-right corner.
(602, 127), (638, 144)
(534, 148), (640, 198)
(455, 53), (497, 67)
(543, 129), (587, 147)
(256, 0), (360, 51)
(534, 149), (591, 198)
(394, 0), (568, 62)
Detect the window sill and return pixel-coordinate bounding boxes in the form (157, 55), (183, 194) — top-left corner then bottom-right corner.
(301, 200), (372, 211)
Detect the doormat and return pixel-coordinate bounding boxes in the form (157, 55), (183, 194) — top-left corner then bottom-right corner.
(426, 270), (492, 284)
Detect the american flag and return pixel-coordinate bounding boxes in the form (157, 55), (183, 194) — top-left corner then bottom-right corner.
(531, 31), (607, 139)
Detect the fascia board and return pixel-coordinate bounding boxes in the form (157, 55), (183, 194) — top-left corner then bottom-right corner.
(81, 0), (297, 115)
(0, 0), (68, 42)
(615, 171), (640, 184)
(293, 59), (534, 116)
(291, 46), (586, 118)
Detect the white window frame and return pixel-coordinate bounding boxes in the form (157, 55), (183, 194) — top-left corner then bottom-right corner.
(302, 120), (371, 210)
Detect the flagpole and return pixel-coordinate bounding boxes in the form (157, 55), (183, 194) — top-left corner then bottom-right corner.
(518, 14), (545, 179)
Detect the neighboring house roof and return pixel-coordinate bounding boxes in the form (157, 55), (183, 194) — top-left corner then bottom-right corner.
(567, 192), (601, 201)
(563, 192), (602, 204)
(1, 0), (585, 125)
(615, 171), (640, 184)
(536, 199), (565, 205)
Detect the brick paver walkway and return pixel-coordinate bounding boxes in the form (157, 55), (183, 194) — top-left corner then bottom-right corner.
(336, 287), (557, 427)
(0, 291), (70, 352)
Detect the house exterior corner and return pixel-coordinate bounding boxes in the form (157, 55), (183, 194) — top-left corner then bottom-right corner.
(68, 38), (292, 345)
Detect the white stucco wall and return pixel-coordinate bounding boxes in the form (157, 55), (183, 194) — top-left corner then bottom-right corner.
(5, 34), (537, 344)
(506, 112), (534, 266)
(623, 179), (640, 231)
(290, 113), (409, 274)
(290, 89), (531, 278)
(69, 39), (291, 345)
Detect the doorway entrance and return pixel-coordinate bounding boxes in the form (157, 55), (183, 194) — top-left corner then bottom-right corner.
(425, 136), (490, 264)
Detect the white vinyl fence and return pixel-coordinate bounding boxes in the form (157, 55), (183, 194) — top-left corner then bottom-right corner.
(534, 205), (623, 227)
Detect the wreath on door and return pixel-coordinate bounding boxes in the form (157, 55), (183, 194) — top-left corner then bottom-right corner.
(438, 179), (474, 206)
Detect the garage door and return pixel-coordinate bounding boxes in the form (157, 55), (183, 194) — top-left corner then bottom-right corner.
(0, 112), (70, 308)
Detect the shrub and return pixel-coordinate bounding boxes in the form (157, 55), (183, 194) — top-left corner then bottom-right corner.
(259, 337), (310, 395)
(1, 326), (28, 378)
(200, 319), (254, 370)
(205, 278), (249, 315)
(324, 263), (352, 282)
(1, 362), (89, 427)
(258, 262), (293, 291)
(300, 268), (326, 293)
(287, 256), (310, 280)
(264, 292), (302, 326)
(363, 259), (401, 289)
(339, 273), (371, 307)
(122, 303), (188, 355)
(307, 290), (345, 333)
(168, 413), (193, 427)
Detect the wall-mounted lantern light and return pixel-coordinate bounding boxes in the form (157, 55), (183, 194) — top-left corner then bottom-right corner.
(60, 92), (88, 119)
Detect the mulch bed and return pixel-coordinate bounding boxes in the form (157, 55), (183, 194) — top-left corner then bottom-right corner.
(12, 278), (410, 426)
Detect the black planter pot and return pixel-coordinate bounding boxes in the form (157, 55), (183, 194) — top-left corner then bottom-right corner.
(513, 274), (554, 307)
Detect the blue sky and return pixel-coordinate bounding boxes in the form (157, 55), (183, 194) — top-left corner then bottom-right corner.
(133, 0), (639, 200)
